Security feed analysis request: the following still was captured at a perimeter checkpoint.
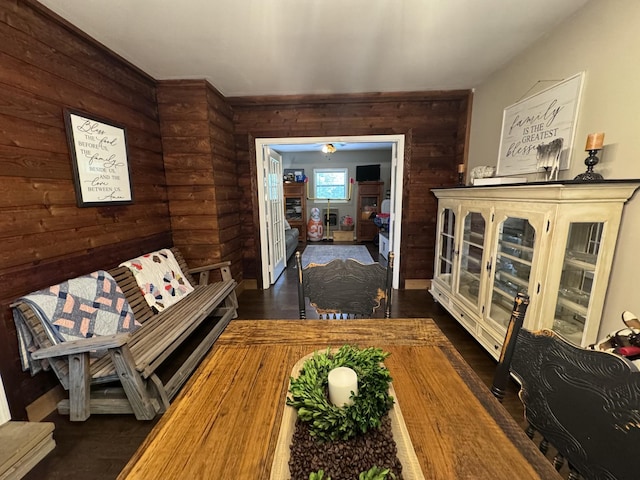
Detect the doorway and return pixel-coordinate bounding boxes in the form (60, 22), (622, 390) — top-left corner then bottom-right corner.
(255, 134), (405, 289)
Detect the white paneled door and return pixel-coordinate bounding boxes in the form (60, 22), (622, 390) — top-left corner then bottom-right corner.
(265, 148), (286, 284)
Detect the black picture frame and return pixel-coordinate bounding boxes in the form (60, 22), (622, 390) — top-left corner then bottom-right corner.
(63, 108), (134, 207)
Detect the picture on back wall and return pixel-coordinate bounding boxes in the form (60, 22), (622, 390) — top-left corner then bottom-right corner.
(496, 72), (584, 177)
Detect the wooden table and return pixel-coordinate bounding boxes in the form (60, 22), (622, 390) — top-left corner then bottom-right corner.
(118, 319), (561, 479)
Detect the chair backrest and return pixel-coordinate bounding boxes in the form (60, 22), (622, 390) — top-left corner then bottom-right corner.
(513, 329), (640, 480)
(295, 251), (394, 319)
(493, 295), (640, 479)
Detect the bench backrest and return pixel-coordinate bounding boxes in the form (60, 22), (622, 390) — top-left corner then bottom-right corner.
(107, 247), (198, 324)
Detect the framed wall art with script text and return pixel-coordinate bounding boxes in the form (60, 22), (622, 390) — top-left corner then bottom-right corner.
(64, 108), (134, 207)
(496, 72), (585, 177)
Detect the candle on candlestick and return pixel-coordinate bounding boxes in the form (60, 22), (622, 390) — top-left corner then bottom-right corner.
(457, 164), (465, 173)
(305, 176), (310, 199)
(575, 133), (605, 181)
(328, 367), (358, 407)
(585, 132), (605, 151)
(349, 178), (354, 199)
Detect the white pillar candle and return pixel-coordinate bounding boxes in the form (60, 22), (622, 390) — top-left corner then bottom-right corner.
(328, 367), (358, 407)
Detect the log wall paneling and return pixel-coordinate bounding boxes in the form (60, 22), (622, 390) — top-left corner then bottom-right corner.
(156, 81), (242, 282)
(228, 92), (472, 287)
(0, 0), (472, 419)
(0, 1), (171, 418)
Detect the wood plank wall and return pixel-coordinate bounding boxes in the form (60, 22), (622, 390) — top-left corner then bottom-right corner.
(157, 81), (243, 281)
(0, 1), (170, 418)
(228, 92), (472, 286)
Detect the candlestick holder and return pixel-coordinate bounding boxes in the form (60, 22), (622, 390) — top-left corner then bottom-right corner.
(457, 164), (465, 186)
(574, 149), (604, 181)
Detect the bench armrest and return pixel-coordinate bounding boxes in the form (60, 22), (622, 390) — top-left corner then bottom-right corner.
(31, 333), (131, 360)
(188, 261), (231, 274)
(189, 261), (233, 285)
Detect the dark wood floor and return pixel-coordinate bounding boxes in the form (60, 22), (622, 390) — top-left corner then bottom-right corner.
(25, 243), (527, 480)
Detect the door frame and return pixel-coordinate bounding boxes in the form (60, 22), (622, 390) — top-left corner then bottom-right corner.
(255, 134), (405, 289)
(0, 374), (10, 424)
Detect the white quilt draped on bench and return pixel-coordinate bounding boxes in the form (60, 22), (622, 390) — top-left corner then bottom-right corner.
(13, 270), (138, 375)
(120, 249), (194, 312)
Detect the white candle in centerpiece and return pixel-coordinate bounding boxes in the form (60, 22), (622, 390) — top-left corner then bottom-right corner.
(328, 367), (358, 407)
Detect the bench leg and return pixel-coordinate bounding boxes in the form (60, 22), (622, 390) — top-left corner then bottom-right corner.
(68, 353), (91, 421)
(225, 290), (239, 319)
(109, 346), (157, 420)
(149, 374), (171, 413)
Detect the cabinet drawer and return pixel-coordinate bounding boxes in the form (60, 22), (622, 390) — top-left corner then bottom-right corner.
(430, 284), (451, 305)
(478, 327), (504, 360)
(430, 287), (478, 334)
(454, 304), (478, 333)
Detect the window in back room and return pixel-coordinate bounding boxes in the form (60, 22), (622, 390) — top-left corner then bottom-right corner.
(314, 168), (349, 200)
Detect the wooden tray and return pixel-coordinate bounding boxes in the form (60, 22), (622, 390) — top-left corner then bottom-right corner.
(270, 352), (425, 479)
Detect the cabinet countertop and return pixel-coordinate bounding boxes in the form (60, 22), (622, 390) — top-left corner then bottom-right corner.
(433, 180), (640, 202)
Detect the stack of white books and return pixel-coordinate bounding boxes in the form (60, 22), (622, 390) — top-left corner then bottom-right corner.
(472, 177), (527, 186)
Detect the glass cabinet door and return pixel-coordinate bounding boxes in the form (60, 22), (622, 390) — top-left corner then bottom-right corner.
(456, 211), (485, 307)
(437, 208), (456, 287)
(487, 216), (536, 331)
(553, 222), (602, 345)
(285, 197), (303, 223)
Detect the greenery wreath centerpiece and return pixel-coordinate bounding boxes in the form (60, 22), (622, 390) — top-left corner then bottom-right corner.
(286, 345), (401, 479)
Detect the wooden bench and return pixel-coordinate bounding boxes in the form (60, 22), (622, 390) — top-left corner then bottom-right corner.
(0, 421), (55, 479)
(12, 248), (238, 421)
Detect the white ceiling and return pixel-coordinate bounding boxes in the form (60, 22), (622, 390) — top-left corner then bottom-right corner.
(39, 0), (590, 98)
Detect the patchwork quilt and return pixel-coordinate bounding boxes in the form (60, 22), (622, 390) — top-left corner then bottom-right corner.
(13, 270), (138, 375)
(120, 249), (194, 312)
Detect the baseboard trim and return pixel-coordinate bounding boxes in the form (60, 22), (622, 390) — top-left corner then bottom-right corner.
(240, 279), (258, 290)
(404, 279), (431, 290)
(26, 386), (65, 422)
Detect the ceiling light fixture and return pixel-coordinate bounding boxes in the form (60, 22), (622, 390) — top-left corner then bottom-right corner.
(322, 143), (336, 154)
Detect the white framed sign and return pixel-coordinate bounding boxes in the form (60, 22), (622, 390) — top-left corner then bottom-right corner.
(496, 72), (585, 176)
(64, 109), (133, 207)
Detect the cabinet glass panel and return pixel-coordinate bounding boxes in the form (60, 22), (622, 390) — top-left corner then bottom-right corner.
(438, 208), (455, 285)
(553, 222), (602, 345)
(457, 212), (485, 306)
(489, 217), (536, 330)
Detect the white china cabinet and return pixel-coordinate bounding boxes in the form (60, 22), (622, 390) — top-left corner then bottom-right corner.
(430, 181), (639, 360)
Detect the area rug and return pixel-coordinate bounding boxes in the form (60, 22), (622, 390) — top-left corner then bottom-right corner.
(300, 245), (374, 268)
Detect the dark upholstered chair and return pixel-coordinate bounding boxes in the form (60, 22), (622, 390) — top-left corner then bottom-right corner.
(492, 294), (640, 480)
(295, 251), (394, 319)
